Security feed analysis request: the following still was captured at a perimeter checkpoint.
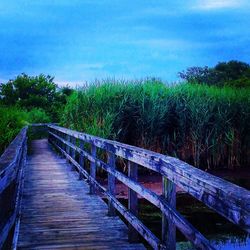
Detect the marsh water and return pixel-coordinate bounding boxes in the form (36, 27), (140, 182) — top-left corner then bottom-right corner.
(138, 192), (249, 250)
(109, 171), (250, 250)
(178, 172), (250, 249)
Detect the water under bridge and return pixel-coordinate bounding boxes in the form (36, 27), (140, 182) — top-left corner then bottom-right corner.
(0, 124), (249, 249)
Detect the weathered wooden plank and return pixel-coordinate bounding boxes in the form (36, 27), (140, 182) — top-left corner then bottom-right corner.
(50, 136), (160, 249)
(17, 139), (145, 250)
(49, 131), (214, 249)
(48, 125), (250, 233)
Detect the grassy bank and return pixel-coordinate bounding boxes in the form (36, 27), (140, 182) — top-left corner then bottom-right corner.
(61, 80), (250, 170)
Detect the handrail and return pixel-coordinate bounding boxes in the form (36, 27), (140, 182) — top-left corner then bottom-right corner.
(0, 127), (27, 249)
(48, 124), (250, 249)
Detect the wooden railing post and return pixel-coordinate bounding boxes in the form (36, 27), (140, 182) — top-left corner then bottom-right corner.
(79, 140), (85, 180)
(128, 161), (139, 242)
(162, 177), (176, 249)
(59, 132), (64, 151)
(66, 134), (70, 157)
(107, 152), (116, 216)
(48, 127), (51, 143)
(62, 133), (66, 152)
(90, 144), (96, 194)
(71, 137), (76, 160)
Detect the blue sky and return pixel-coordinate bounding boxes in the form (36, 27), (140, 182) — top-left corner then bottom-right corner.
(0, 0), (250, 86)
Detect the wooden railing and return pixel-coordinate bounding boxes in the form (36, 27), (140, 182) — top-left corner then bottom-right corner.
(48, 125), (250, 250)
(0, 127), (27, 249)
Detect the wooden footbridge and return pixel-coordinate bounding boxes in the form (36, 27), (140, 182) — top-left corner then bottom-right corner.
(0, 124), (249, 250)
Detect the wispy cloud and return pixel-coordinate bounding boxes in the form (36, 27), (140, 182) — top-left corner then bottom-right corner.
(192, 0), (246, 10)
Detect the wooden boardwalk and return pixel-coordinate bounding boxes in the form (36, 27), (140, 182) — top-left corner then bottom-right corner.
(17, 139), (145, 249)
(1, 124), (248, 250)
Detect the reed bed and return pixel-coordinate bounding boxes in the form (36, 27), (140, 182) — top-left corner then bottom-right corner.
(61, 79), (250, 170)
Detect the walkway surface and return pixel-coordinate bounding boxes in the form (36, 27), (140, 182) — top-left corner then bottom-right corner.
(17, 139), (145, 249)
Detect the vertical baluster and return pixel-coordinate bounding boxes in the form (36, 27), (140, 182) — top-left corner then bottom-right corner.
(55, 129), (58, 146)
(69, 136), (76, 171)
(79, 140), (85, 180)
(107, 152), (116, 216)
(53, 128), (55, 145)
(60, 132), (63, 151)
(48, 127), (51, 143)
(71, 136), (76, 160)
(66, 134), (70, 158)
(162, 177), (176, 249)
(69, 135), (72, 157)
(62, 133), (66, 152)
(128, 161), (139, 242)
(58, 131), (62, 150)
(90, 144), (96, 194)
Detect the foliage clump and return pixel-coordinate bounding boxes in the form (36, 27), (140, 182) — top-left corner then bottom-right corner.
(178, 60), (250, 88)
(0, 73), (74, 122)
(0, 74), (73, 154)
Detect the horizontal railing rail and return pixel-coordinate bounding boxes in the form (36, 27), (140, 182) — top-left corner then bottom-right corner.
(48, 124), (250, 250)
(0, 126), (27, 249)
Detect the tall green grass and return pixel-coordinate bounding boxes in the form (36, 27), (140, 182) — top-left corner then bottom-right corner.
(62, 80), (250, 170)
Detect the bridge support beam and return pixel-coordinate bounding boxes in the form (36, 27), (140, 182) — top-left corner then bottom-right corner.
(66, 135), (70, 160)
(90, 144), (97, 194)
(108, 152), (116, 216)
(128, 161), (139, 243)
(79, 140), (85, 180)
(162, 177), (176, 250)
(70, 137), (76, 171)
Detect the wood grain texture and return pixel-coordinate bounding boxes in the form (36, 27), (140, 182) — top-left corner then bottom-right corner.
(49, 129), (214, 249)
(17, 139), (145, 250)
(48, 125), (250, 233)
(49, 134), (164, 250)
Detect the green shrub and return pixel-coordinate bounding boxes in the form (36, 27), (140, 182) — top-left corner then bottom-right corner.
(0, 106), (28, 154)
(27, 108), (51, 123)
(0, 106), (52, 154)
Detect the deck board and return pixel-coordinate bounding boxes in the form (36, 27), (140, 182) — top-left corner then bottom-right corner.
(17, 139), (145, 249)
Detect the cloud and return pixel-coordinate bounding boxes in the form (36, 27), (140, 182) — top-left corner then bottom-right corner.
(192, 0), (245, 10)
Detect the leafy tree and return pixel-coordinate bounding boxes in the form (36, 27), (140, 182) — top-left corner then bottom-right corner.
(178, 60), (250, 87)
(178, 66), (219, 85)
(0, 74), (74, 121)
(215, 60), (250, 81)
(0, 74), (57, 109)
